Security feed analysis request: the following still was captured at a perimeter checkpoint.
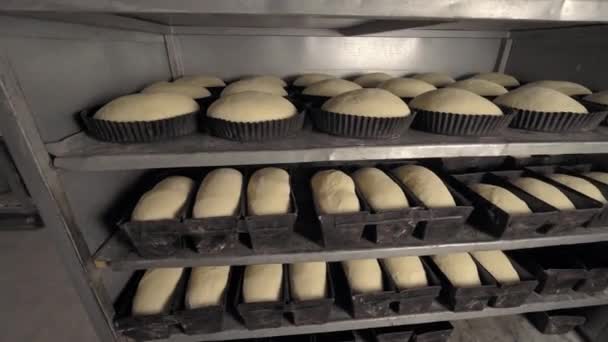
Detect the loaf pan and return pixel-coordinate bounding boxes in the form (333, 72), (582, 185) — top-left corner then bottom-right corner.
(412, 322), (454, 342)
(285, 263), (335, 325)
(234, 265), (287, 329)
(556, 164), (608, 227)
(527, 309), (587, 335)
(372, 325), (414, 342)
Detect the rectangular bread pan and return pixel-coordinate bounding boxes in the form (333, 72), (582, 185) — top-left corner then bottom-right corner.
(556, 164), (608, 227)
(412, 322), (454, 342)
(372, 325), (414, 342)
(527, 309), (587, 335)
(285, 263), (335, 326)
(568, 244), (608, 294)
(234, 265), (287, 329)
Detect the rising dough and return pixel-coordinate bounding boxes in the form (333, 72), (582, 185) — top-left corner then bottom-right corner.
(321, 89), (410, 117)
(173, 75), (226, 87)
(432, 253), (481, 287)
(470, 250), (519, 284)
(469, 183), (532, 214)
(311, 170), (360, 214)
(352, 72), (393, 87)
(446, 79), (508, 97)
(131, 176), (194, 221)
(392, 165), (455, 208)
(242, 75), (287, 87)
(519, 80), (592, 96)
(409, 88), (503, 115)
(243, 264), (283, 303)
(548, 174), (606, 203)
(207, 91), (297, 122)
(221, 79), (288, 97)
(193, 168), (242, 218)
(412, 73), (455, 87)
(186, 266), (230, 309)
(141, 82), (211, 99)
(352, 167), (408, 211)
(378, 78), (437, 98)
(494, 86), (588, 113)
(247, 167), (291, 215)
(289, 262), (327, 301)
(293, 73), (335, 87)
(585, 172), (608, 185)
(342, 259), (383, 293)
(584, 90), (608, 106)
(470, 72), (520, 88)
(302, 79), (362, 97)
(511, 177), (575, 210)
(381, 256), (428, 289)
(94, 93), (199, 122)
(132, 268), (184, 316)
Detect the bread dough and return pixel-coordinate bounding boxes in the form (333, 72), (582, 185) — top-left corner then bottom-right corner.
(381, 256), (428, 289)
(132, 268), (184, 316)
(241, 75), (287, 87)
(247, 167), (291, 215)
(302, 79), (362, 97)
(352, 72), (393, 87)
(174, 75), (226, 87)
(321, 89), (410, 117)
(584, 90), (608, 106)
(289, 262), (327, 301)
(378, 78), (436, 98)
(311, 170), (360, 214)
(193, 168), (242, 218)
(409, 88), (503, 115)
(470, 72), (520, 87)
(585, 172), (608, 185)
(207, 91), (297, 122)
(221, 79), (288, 97)
(446, 79), (508, 97)
(142, 82), (211, 99)
(342, 259), (383, 293)
(548, 173), (606, 203)
(519, 80), (592, 96)
(186, 266), (230, 309)
(243, 264), (283, 303)
(471, 250), (520, 284)
(494, 86), (588, 113)
(392, 165), (456, 208)
(293, 73), (334, 87)
(511, 177), (575, 210)
(412, 73), (455, 87)
(94, 93), (199, 122)
(469, 183), (532, 214)
(432, 253), (481, 287)
(352, 167), (408, 211)
(132, 176), (194, 221)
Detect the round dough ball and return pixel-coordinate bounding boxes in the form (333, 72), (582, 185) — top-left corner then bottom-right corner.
(94, 93), (199, 122)
(221, 79), (288, 97)
(311, 169), (360, 214)
(193, 168), (242, 218)
(141, 82), (211, 99)
(289, 262), (327, 301)
(173, 75), (226, 87)
(342, 259), (383, 293)
(352, 72), (393, 87)
(511, 177), (575, 210)
(494, 86), (588, 113)
(548, 173), (606, 203)
(302, 79), (362, 97)
(432, 253), (481, 287)
(469, 183), (531, 214)
(471, 250), (519, 284)
(412, 72), (455, 87)
(378, 78), (436, 98)
(247, 167), (291, 216)
(409, 88), (503, 115)
(293, 73), (334, 87)
(207, 91), (297, 123)
(243, 264), (283, 303)
(321, 89), (410, 118)
(186, 266), (230, 309)
(520, 80), (592, 96)
(585, 172), (608, 185)
(352, 167), (408, 211)
(241, 75), (287, 87)
(132, 176), (194, 221)
(584, 90), (608, 106)
(446, 79), (508, 97)
(470, 72), (520, 87)
(132, 268), (184, 316)
(381, 256), (427, 289)
(392, 165), (455, 208)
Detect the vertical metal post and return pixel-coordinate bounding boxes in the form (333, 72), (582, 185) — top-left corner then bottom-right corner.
(165, 32), (184, 79)
(495, 36), (513, 72)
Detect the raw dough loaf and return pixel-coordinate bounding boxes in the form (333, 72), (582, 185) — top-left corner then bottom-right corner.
(469, 183), (532, 214)
(221, 79), (288, 97)
(242, 75), (287, 87)
(243, 264), (283, 303)
(494, 86), (588, 113)
(446, 79), (508, 97)
(302, 79), (362, 97)
(289, 262), (327, 300)
(511, 177), (575, 210)
(142, 82), (211, 99)
(378, 78), (436, 98)
(131, 176), (194, 221)
(585, 172), (608, 185)
(247, 167), (291, 215)
(381, 256), (428, 289)
(186, 266), (230, 309)
(584, 90), (608, 106)
(520, 80), (592, 96)
(409, 88), (503, 115)
(293, 73), (334, 87)
(311, 170), (360, 214)
(470, 72), (520, 87)
(352, 167), (408, 211)
(207, 91), (297, 122)
(173, 75), (226, 87)
(392, 165), (455, 208)
(432, 253), (481, 287)
(471, 250), (519, 284)
(94, 93), (199, 122)
(548, 173), (606, 203)
(132, 268), (184, 315)
(412, 72), (455, 87)
(342, 259), (383, 293)
(352, 72), (393, 87)
(321, 89), (410, 117)
(193, 168), (242, 218)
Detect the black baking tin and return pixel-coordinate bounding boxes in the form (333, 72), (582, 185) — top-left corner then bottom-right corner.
(569, 245), (608, 294)
(579, 99), (608, 125)
(309, 107), (415, 139)
(410, 109), (513, 136)
(500, 105), (607, 133)
(411, 322), (454, 342)
(372, 325), (414, 342)
(527, 309), (587, 335)
(206, 110), (305, 142)
(234, 265), (287, 329)
(298, 94), (331, 108)
(555, 164), (608, 227)
(285, 263), (335, 325)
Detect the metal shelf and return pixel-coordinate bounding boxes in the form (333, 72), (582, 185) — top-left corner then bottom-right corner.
(48, 128), (608, 171)
(95, 226), (608, 270)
